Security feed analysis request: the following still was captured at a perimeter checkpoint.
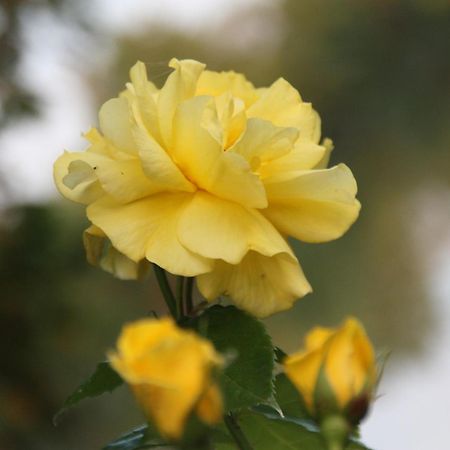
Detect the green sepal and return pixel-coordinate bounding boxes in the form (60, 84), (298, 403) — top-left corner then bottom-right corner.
(272, 374), (370, 450)
(313, 364), (341, 420)
(320, 415), (352, 450)
(53, 361), (123, 425)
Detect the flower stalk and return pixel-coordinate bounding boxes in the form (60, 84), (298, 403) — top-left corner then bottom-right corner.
(185, 277), (195, 315)
(176, 276), (185, 316)
(224, 413), (254, 450)
(320, 415), (350, 450)
(153, 264), (180, 320)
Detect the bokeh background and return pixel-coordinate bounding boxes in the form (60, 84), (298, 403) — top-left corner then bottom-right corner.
(1, 0), (449, 449)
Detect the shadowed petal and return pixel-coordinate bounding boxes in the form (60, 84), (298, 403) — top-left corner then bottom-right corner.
(87, 193), (213, 276)
(172, 96), (267, 208)
(197, 251), (312, 318)
(263, 164), (361, 243)
(178, 191), (290, 265)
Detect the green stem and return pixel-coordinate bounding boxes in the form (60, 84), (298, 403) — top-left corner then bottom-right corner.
(153, 264), (179, 319)
(176, 276), (185, 316)
(224, 413), (253, 450)
(320, 415), (349, 450)
(185, 277), (194, 315)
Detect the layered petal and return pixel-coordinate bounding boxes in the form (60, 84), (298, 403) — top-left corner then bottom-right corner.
(132, 124), (195, 193)
(314, 138), (334, 169)
(247, 78), (321, 143)
(172, 96), (267, 208)
(99, 97), (136, 154)
(196, 69), (258, 107)
(53, 151), (104, 204)
(197, 251), (311, 318)
(325, 318), (376, 408)
(55, 141), (164, 204)
(83, 127), (112, 156)
(229, 118), (299, 170)
(87, 193), (213, 276)
(127, 61), (163, 145)
(178, 191), (290, 265)
(158, 58), (205, 149)
(83, 225), (150, 280)
(214, 92), (246, 148)
(90, 157), (162, 203)
(305, 327), (335, 351)
(263, 164), (361, 243)
(284, 347), (325, 410)
(257, 142), (328, 178)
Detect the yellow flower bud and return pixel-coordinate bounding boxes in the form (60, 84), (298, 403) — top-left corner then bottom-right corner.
(108, 318), (223, 440)
(283, 317), (376, 422)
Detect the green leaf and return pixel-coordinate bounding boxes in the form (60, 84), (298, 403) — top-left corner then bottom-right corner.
(210, 425), (235, 445)
(193, 305), (275, 412)
(103, 424), (169, 450)
(236, 412), (371, 450)
(54, 361), (123, 424)
(214, 442), (235, 450)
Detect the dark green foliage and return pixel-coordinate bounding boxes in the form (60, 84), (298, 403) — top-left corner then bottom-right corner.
(54, 362), (123, 425)
(192, 306), (275, 411)
(234, 411), (370, 450)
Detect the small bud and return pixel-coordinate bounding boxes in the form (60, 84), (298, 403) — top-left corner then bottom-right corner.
(283, 317), (379, 448)
(108, 318), (223, 441)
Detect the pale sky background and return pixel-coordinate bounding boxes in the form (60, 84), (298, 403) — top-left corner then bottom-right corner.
(1, 1), (449, 448)
(0, 0), (274, 204)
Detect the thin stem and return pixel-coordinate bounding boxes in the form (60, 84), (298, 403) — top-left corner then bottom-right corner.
(185, 277), (194, 315)
(176, 276), (185, 316)
(153, 264), (178, 319)
(224, 413), (253, 450)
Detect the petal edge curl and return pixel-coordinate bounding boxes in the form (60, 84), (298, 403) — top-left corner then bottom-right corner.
(178, 191), (291, 265)
(197, 251), (312, 318)
(263, 164), (361, 243)
(87, 193), (214, 276)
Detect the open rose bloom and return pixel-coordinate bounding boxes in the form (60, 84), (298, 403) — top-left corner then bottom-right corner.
(54, 59), (360, 317)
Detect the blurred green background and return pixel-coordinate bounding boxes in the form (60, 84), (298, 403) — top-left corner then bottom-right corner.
(1, 0), (449, 449)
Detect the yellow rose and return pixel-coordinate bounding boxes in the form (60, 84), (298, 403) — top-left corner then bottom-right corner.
(83, 225), (150, 280)
(108, 318), (223, 440)
(54, 59), (360, 317)
(283, 317), (376, 422)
